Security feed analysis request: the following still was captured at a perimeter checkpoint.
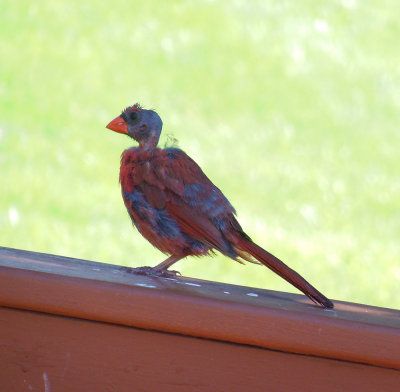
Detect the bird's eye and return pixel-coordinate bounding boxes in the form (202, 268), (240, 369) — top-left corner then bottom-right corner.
(129, 111), (139, 121)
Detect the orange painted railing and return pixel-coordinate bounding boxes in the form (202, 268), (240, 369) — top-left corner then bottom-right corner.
(0, 246), (399, 391)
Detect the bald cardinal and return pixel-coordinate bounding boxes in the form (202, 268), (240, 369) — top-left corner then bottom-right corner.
(106, 104), (333, 308)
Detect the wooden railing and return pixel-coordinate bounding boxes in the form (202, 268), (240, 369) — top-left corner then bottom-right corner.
(0, 246), (399, 391)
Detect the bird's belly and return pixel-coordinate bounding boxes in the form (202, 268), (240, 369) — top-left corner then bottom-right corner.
(122, 189), (209, 255)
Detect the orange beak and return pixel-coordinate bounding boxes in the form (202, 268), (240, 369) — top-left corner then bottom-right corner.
(106, 115), (128, 134)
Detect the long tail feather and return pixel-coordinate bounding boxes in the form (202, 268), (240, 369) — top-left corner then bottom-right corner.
(236, 236), (334, 309)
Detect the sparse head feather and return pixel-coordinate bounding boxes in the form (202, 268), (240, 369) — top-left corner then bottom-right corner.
(121, 103), (143, 121)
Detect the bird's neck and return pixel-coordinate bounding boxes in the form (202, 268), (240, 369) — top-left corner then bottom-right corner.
(137, 131), (160, 149)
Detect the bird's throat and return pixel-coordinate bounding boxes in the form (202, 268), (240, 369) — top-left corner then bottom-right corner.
(138, 133), (160, 149)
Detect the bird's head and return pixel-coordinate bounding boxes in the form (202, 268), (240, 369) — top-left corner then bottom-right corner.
(106, 103), (163, 149)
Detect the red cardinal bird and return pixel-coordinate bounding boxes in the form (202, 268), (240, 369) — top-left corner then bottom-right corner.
(106, 104), (333, 309)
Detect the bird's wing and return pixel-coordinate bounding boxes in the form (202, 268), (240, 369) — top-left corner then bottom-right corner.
(138, 148), (236, 254)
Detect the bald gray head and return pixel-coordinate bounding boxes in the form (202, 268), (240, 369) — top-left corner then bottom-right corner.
(120, 104), (163, 149)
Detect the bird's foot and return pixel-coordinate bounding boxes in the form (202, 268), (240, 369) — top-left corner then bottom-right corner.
(120, 266), (181, 278)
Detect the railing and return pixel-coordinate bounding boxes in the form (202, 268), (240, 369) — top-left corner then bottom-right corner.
(0, 246), (399, 391)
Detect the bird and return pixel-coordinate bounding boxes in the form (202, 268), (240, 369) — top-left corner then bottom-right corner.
(106, 103), (334, 309)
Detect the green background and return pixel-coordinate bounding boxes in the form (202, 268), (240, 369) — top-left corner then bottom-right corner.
(1, 1), (399, 309)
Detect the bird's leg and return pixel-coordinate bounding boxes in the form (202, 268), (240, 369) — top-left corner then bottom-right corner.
(152, 254), (185, 274)
(124, 254), (186, 278)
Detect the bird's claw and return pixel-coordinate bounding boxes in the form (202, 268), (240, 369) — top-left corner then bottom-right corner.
(120, 266), (181, 278)
(157, 269), (181, 278)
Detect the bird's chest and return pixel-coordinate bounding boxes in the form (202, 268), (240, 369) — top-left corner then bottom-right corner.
(120, 160), (148, 194)
(119, 149), (179, 236)
(119, 149), (160, 193)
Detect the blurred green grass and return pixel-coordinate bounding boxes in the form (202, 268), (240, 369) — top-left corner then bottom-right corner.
(1, 0), (399, 308)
